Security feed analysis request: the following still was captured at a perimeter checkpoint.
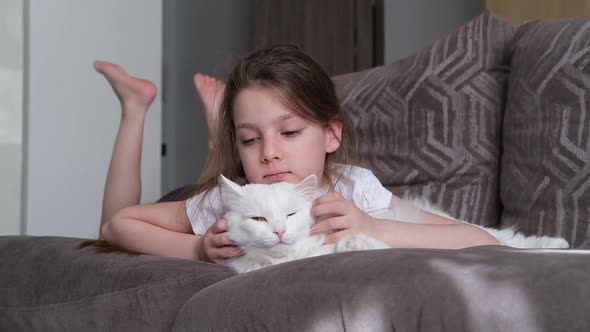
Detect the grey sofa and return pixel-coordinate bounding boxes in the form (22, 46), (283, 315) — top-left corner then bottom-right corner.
(2, 11), (590, 331)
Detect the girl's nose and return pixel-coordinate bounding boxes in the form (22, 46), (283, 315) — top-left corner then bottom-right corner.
(261, 140), (281, 163)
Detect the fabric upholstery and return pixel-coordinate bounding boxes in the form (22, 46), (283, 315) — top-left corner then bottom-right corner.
(172, 245), (590, 332)
(0, 236), (235, 331)
(500, 17), (590, 248)
(332, 11), (515, 227)
(5, 12), (590, 332)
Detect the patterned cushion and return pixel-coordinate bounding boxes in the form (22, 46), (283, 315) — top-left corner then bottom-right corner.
(333, 11), (514, 227)
(500, 17), (590, 248)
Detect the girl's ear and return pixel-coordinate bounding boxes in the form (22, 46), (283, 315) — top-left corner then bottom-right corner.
(294, 174), (317, 200)
(219, 174), (243, 206)
(325, 119), (343, 153)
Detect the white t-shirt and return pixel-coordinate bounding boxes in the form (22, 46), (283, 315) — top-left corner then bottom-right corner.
(185, 164), (393, 235)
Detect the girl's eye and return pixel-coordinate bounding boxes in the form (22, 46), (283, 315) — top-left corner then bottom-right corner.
(282, 130), (301, 137)
(251, 216), (267, 222)
(286, 212), (296, 218)
(241, 138), (257, 145)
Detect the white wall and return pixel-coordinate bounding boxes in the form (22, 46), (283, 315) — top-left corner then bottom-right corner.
(24, 1), (162, 238)
(384, 0), (485, 63)
(0, 0), (23, 235)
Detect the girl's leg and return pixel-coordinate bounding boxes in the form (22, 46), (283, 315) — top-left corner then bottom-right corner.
(94, 61), (157, 233)
(193, 73), (225, 151)
(95, 66), (223, 236)
(193, 74), (225, 182)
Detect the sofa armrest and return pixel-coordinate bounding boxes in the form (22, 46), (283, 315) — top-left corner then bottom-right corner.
(172, 246), (590, 331)
(0, 235), (235, 331)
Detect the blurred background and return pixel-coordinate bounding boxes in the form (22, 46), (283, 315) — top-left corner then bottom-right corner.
(1, 0), (588, 238)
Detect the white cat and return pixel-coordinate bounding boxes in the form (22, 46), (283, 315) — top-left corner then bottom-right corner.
(375, 197), (570, 249)
(219, 174), (569, 274)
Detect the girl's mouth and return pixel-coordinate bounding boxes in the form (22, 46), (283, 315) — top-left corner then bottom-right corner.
(264, 171), (290, 181)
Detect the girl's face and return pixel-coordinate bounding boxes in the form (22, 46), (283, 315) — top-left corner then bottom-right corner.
(233, 87), (341, 186)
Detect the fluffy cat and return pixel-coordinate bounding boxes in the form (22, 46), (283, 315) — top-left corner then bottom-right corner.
(373, 197), (570, 249)
(219, 175), (569, 274)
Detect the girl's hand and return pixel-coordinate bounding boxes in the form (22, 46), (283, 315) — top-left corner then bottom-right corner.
(197, 219), (242, 264)
(310, 192), (378, 244)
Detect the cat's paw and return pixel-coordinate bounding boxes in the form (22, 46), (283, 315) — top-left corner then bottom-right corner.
(334, 234), (390, 252)
(239, 264), (264, 274)
(542, 236), (569, 249)
(227, 259), (267, 274)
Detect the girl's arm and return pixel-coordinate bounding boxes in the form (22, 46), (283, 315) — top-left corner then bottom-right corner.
(312, 193), (499, 249)
(101, 200), (243, 261)
(375, 195), (499, 248)
(101, 201), (203, 260)
(390, 195), (460, 225)
(372, 218), (499, 249)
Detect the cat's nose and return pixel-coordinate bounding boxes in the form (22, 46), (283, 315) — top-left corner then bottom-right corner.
(274, 230), (285, 240)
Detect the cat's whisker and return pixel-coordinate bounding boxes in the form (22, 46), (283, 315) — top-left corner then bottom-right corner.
(235, 242), (265, 252)
(227, 245), (258, 259)
(232, 239), (275, 254)
(228, 250), (246, 259)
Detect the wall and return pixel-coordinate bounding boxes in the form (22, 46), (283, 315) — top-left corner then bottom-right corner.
(0, 0), (23, 235)
(162, 1), (252, 194)
(24, 1), (162, 238)
(162, 0), (487, 191)
(384, 0), (486, 63)
(486, 0), (590, 25)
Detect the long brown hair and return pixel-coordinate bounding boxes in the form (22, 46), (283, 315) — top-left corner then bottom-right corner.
(195, 45), (357, 200)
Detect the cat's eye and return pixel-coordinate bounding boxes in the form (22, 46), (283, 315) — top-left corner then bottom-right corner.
(251, 216), (267, 222)
(286, 212), (296, 218)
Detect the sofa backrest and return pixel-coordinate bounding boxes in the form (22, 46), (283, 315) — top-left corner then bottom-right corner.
(500, 16), (590, 248)
(333, 11), (515, 227)
(160, 12), (590, 246)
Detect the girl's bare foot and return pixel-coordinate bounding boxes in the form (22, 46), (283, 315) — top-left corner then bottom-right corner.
(194, 73), (225, 143)
(94, 60), (157, 114)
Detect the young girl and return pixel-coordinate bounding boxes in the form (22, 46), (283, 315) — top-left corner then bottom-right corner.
(95, 45), (498, 263)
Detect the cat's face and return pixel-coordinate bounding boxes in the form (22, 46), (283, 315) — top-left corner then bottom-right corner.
(219, 174), (317, 253)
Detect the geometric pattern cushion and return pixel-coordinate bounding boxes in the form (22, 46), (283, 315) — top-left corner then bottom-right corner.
(333, 11), (514, 227)
(500, 17), (590, 248)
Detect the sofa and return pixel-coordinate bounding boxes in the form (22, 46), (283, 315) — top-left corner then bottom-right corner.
(2, 11), (590, 331)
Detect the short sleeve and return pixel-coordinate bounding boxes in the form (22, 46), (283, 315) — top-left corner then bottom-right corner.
(334, 165), (393, 212)
(185, 187), (224, 235)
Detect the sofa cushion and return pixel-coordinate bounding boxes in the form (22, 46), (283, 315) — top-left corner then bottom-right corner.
(171, 246), (590, 331)
(0, 236), (235, 331)
(332, 10), (514, 227)
(500, 17), (590, 248)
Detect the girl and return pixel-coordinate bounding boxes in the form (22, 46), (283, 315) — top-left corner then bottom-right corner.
(95, 45), (498, 263)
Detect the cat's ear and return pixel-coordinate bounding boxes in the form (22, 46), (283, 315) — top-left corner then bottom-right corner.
(218, 174), (243, 205)
(294, 174), (317, 200)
